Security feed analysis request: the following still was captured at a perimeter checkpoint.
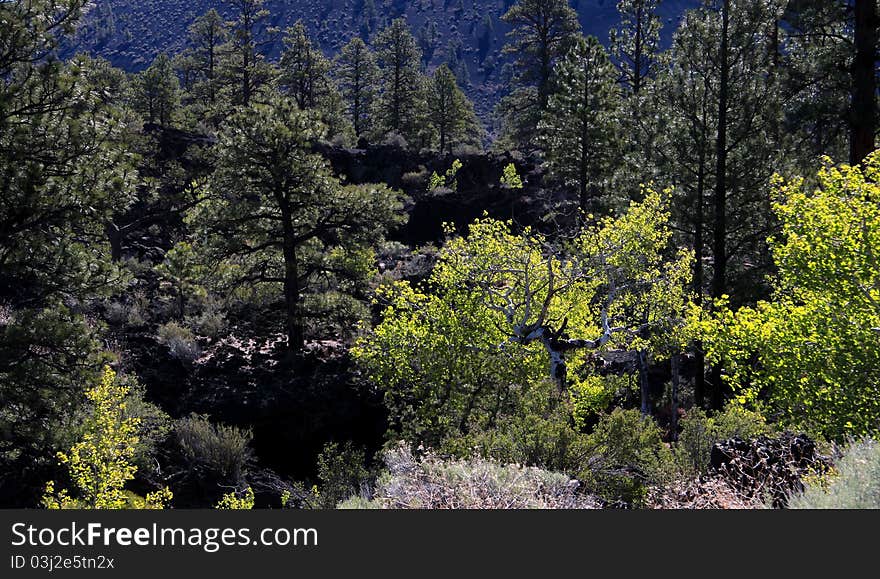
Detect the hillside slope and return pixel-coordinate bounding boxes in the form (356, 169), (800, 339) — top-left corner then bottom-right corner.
(66, 0), (698, 117)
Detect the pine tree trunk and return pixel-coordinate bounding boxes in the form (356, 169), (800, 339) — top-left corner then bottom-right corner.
(850, 0), (877, 165)
(281, 204), (303, 353)
(694, 148), (706, 408)
(710, 0), (730, 411)
(670, 354), (680, 441)
(639, 349), (651, 416)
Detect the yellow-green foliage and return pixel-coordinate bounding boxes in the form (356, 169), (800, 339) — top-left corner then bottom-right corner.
(42, 366), (172, 509)
(700, 154), (880, 439)
(353, 189), (694, 446)
(429, 158), (463, 192)
(500, 163), (523, 189)
(215, 486), (255, 509)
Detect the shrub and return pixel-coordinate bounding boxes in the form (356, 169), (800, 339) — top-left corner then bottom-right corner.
(363, 444), (597, 509)
(157, 321), (201, 363)
(382, 131), (408, 149)
(788, 438), (880, 509)
(580, 408), (675, 507)
(315, 441), (371, 509)
(451, 143), (482, 157)
(185, 297), (227, 339)
(675, 405), (772, 476)
(329, 133), (352, 148)
(42, 366), (172, 509)
(105, 298), (146, 328)
(499, 162), (523, 189)
(446, 411), (589, 475)
(123, 379), (171, 480)
(337, 495), (382, 509)
(170, 414), (254, 503)
(401, 166), (429, 188)
(215, 486), (255, 509)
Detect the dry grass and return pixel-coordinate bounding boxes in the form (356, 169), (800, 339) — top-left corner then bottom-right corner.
(647, 476), (767, 509)
(365, 444), (599, 509)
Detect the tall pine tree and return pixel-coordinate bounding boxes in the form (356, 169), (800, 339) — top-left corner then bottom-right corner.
(190, 97), (404, 353)
(374, 18), (428, 144)
(539, 36), (620, 215)
(334, 37), (381, 139)
(497, 0), (581, 149)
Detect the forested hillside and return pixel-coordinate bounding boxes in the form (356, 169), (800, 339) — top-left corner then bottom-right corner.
(2, 0), (879, 511)
(65, 0), (698, 118)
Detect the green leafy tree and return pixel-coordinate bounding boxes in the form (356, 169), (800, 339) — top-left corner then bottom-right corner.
(539, 35), (620, 216)
(42, 366), (172, 509)
(354, 190), (693, 445)
(334, 37), (381, 138)
(189, 97), (405, 352)
(702, 153), (880, 439)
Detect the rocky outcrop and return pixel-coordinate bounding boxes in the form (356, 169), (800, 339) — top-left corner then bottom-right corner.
(710, 433), (832, 507)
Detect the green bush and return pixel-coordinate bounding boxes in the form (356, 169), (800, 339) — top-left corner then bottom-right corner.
(445, 411), (589, 475)
(315, 441), (371, 509)
(580, 408), (675, 507)
(788, 438), (880, 509)
(337, 495), (382, 509)
(675, 405), (772, 476)
(170, 414), (254, 504)
(184, 296), (227, 339)
(122, 377), (171, 480)
(157, 321), (201, 363)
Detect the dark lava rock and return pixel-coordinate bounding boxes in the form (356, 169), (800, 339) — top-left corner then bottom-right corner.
(710, 433), (831, 508)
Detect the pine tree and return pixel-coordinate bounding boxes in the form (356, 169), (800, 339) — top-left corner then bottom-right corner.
(0, 0), (136, 500)
(189, 97), (404, 353)
(650, 0), (788, 407)
(279, 21), (332, 110)
(781, 0), (878, 166)
(219, 0), (275, 107)
(539, 36), (620, 216)
(279, 21), (352, 141)
(427, 64), (482, 153)
(609, 0), (661, 95)
(180, 9), (229, 109)
(497, 0), (582, 149)
(374, 18), (429, 143)
(129, 52), (181, 126)
(334, 37), (381, 139)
